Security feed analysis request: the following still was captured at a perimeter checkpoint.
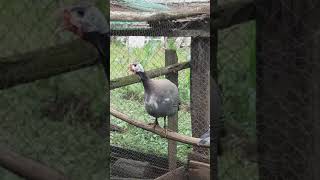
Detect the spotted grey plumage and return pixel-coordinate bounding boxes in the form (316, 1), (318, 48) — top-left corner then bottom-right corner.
(129, 62), (180, 131)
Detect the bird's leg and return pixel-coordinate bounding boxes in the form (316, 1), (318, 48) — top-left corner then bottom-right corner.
(148, 118), (159, 129)
(154, 118), (159, 129)
(163, 117), (167, 137)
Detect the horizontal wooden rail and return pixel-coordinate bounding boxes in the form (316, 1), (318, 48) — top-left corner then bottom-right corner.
(0, 145), (68, 180)
(111, 6), (209, 22)
(110, 107), (209, 148)
(110, 61), (190, 90)
(111, 0), (255, 37)
(0, 40), (99, 90)
(111, 29), (210, 37)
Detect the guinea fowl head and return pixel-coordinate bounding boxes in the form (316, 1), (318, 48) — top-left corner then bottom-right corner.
(57, 1), (109, 38)
(129, 63), (145, 74)
(55, 1), (109, 76)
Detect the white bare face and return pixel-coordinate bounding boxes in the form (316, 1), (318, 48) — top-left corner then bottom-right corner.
(129, 63), (144, 73)
(57, 1), (109, 38)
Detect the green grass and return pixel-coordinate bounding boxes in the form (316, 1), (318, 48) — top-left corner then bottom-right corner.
(0, 1), (108, 179)
(110, 38), (192, 162)
(0, 67), (107, 180)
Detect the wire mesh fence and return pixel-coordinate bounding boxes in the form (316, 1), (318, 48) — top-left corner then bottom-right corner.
(217, 21), (257, 179)
(110, 36), (194, 178)
(0, 0), (259, 179)
(110, 0), (210, 179)
(0, 0), (107, 179)
(110, 0), (209, 37)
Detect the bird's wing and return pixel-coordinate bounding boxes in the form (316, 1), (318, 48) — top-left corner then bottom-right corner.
(198, 137), (210, 146)
(200, 129), (210, 139)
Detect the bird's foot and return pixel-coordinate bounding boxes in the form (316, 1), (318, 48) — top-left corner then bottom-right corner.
(163, 128), (168, 138)
(148, 122), (159, 129)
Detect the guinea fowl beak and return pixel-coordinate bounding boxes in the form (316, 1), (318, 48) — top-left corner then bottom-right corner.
(128, 64), (134, 74)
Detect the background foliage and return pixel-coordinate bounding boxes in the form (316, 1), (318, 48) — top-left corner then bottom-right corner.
(0, 0), (107, 179)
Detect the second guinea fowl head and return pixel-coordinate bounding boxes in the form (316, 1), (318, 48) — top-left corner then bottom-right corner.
(58, 2), (109, 50)
(56, 1), (109, 76)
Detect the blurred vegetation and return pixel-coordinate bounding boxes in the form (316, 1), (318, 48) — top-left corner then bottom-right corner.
(217, 21), (257, 180)
(0, 0), (107, 179)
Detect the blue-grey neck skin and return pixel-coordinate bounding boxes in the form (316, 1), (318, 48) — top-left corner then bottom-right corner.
(83, 32), (109, 78)
(136, 71), (150, 89)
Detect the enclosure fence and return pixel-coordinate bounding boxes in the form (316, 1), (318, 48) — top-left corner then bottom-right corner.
(0, 0), (264, 179)
(110, 0), (211, 179)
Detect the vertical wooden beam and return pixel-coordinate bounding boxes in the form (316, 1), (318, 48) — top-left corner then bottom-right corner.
(211, 0), (219, 179)
(190, 37), (210, 155)
(256, 1), (319, 179)
(165, 49), (179, 171)
(104, 0), (110, 178)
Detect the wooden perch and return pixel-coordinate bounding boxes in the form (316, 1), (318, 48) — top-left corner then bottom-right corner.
(0, 39), (99, 90)
(187, 160), (210, 180)
(110, 61), (190, 90)
(154, 166), (186, 180)
(111, 29), (210, 37)
(111, 6), (209, 22)
(111, 158), (153, 179)
(0, 145), (68, 180)
(110, 107), (209, 148)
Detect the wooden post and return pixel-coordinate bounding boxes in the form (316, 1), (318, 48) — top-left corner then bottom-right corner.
(190, 37), (210, 156)
(165, 49), (179, 171)
(210, 0), (219, 178)
(256, 1), (319, 179)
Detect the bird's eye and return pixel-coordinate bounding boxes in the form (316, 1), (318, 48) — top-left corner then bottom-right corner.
(77, 10), (85, 17)
(133, 64), (136, 67)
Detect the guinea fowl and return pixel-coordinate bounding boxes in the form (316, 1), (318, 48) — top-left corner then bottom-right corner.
(129, 62), (180, 133)
(198, 128), (210, 146)
(55, 2), (117, 136)
(57, 1), (109, 78)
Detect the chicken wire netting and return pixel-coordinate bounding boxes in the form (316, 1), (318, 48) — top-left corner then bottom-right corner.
(110, 36), (195, 178)
(0, 0), (107, 179)
(110, 0), (210, 179)
(217, 21), (257, 179)
(110, 0), (209, 36)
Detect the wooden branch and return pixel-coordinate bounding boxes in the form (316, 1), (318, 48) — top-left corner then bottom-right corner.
(111, 61), (190, 90)
(111, 29), (210, 37)
(187, 151), (209, 164)
(189, 160), (210, 169)
(110, 107), (209, 148)
(187, 160), (210, 180)
(0, 40), (99, 90)
(111, 158), (153, 179)
(154, 166), (186, 180)
(111, 6), (209, 21)
(0, 145), (68, 180)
